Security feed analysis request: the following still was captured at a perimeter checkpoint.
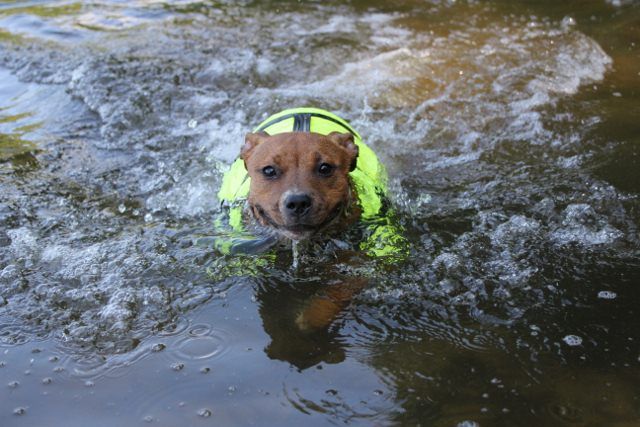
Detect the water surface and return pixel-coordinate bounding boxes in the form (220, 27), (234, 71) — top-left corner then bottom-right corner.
(1, 0), (639, 425)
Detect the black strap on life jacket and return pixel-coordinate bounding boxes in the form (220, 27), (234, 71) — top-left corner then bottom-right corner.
(255, 111), (358, 138)
(292, 113), (311, 131)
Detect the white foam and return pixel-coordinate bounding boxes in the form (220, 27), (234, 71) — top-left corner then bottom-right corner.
(552, 226), (622, 246)
(491, 215), (541, 245)
(527, 35), (611, 96)
(145, 170), (220, 218)
(271, 47), (418, 104)
(552, 204), (622, 246)
(203, 118), (246, 164)
(7, 228), (39, 260)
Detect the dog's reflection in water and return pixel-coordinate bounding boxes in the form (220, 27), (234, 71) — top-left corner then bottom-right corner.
(255, 273), (367, 370)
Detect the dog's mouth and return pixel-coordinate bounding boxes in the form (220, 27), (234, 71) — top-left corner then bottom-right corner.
(253, 203), (343, 239)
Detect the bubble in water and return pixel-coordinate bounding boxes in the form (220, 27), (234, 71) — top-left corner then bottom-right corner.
(42, 377), (53, 385)
(188, 119), (198, 129)
(13, 407), (26, 416)
(197, 408), (212, 418)
(171, 362), (185, 371)
(597, 291), (617, 300)
(457, 421), (480, 427)
(85, 380), (95, 387)
(143, 415), (154, 423)
(563, 335), (583, 346)
(8, 380), (19, 388)
(151, 343), (166, 352)
(118, 204), (126, 213)
(144, 213), (153, 222)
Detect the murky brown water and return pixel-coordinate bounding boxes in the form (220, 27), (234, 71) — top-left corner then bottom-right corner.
(1, 0), (639, 425)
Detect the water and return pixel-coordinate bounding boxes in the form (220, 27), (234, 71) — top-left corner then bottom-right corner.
(1, 0), (639, 425)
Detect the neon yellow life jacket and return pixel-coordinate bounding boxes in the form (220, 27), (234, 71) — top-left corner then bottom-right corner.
(216, 107), (406, 258)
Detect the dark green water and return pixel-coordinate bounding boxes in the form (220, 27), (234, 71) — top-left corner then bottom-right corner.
(1, 0), (639, 425)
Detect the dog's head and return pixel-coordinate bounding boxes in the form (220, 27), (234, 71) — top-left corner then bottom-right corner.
(240, 131), (359, 240)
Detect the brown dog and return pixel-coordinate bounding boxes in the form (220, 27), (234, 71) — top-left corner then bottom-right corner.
(240, 131), (360, 241)
(217, 109), (397, 331)
(239, 131), (367, 331)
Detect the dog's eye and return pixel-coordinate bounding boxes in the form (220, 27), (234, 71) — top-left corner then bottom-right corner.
(318, 163), (334, 176)
(262, 166), (277, 178)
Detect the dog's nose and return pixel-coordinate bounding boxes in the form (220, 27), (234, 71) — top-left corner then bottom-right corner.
(284, 194), (312, 217)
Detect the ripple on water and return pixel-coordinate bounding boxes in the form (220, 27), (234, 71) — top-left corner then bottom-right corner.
(156, 315), (190, 337)
(348, 304), (497, 355)
(547, 402), (587, 424)
(127, 361), (227, 424)
(0, 321), (46, 347)
(282, 379), (395, 425)
(63, 340), (162, 381)
(171, 324), (232, 362)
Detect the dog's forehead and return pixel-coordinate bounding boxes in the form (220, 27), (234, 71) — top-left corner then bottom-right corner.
(253, 133), (339, 162)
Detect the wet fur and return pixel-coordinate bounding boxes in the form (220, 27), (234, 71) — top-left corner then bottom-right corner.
(240, 131), (360, 241)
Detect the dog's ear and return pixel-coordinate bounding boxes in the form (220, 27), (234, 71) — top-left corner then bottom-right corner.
(241, 132), (269, 165)
(328, 132), (359, 172)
